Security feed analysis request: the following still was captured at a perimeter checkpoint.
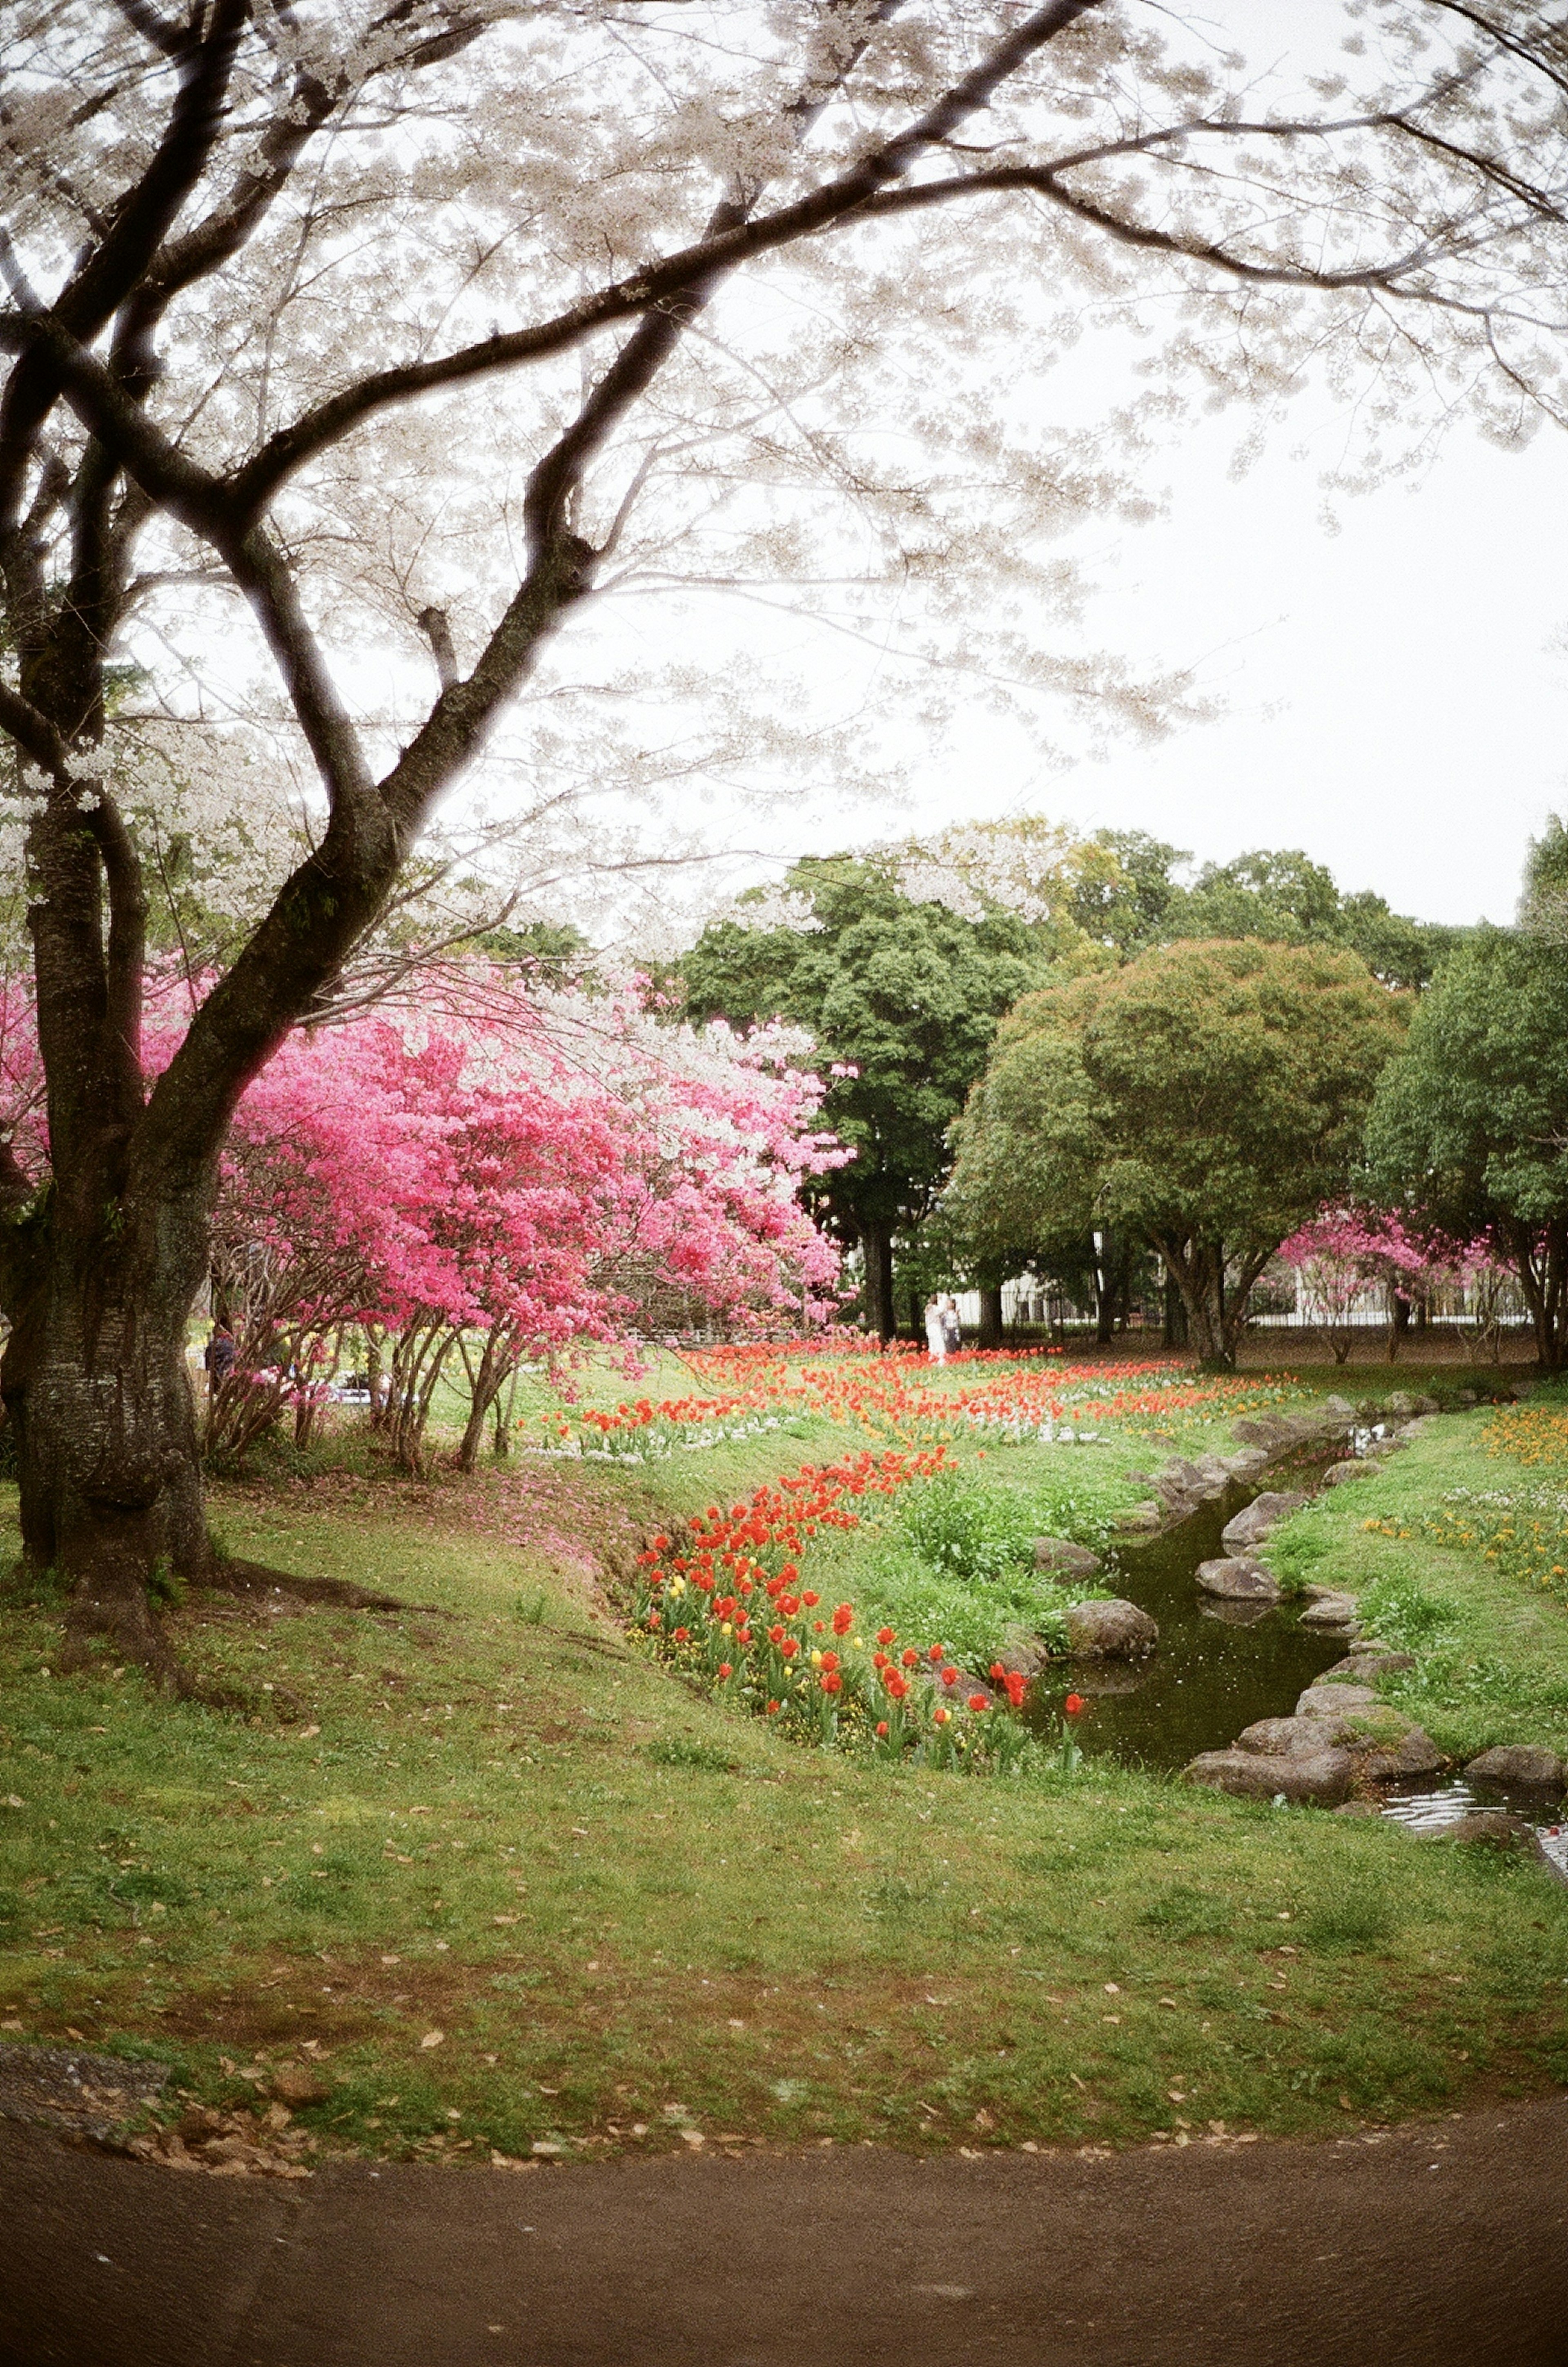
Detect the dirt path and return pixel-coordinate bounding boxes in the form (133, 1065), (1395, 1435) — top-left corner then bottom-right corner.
(2, 2100), (1566, 2366)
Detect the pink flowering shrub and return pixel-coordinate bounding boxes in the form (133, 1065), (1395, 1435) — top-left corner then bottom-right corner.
(0, 967), (845, 1471)
(1277, 1208), (1507, 1362)
(207, 982), (846, 1469)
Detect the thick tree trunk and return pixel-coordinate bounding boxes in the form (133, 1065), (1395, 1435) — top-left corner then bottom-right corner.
(1506, 1216), (1568, 1375)
(1162, 1273), (1188, 1351)
(977, 1283), (1004, 1349)
(860, 1221), (895, 1342)
(1154, 1235), (1261, 1369)
(2, 1197), (214, 1683)
(1153, 1240), (1223, 1363)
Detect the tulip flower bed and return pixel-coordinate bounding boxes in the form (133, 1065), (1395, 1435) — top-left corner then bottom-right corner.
(522, 1343), (1309, 1465)
(544, 1346), (1323, 1774)
(624, 1446), (1042, 1774)
(941, 1364), (1305, 1448)
(527, 1391), (795, 1460)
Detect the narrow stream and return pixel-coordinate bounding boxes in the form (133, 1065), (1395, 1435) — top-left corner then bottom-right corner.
(1024, 1464), (1345, 1772)
(1016, 1451), (1568, 1874)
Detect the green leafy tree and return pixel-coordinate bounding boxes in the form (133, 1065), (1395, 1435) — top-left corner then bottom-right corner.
(682, 854), (1064, 1337)
(948, 938), (1408, 1366)
(1366, 927), (1568, 1369)
(1519, 811), (1568, 942)
(1071, 836), (1454, 988)
(1067, 829), (1189, 958)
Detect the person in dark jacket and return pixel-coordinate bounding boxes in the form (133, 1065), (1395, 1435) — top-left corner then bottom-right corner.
(205, 1321), (236, 1386)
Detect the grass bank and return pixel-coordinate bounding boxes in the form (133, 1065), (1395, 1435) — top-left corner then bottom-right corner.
(1264, 1402), (1568, 1768)
(0, 1361), (1564, 2171)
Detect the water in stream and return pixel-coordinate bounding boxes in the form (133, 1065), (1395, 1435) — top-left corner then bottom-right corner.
(1024, 1471), (1345, 1772)
(1381, 1777), (1568, 1876)
(1018, 1459), (1568, 1876)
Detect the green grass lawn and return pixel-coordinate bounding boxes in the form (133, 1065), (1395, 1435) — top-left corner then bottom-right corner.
(1, 1361), (1565, 2169)
(1262, 1408), (1568, 1767)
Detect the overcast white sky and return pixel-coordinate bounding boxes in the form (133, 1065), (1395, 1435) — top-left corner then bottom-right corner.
(754, 383), (1566, 930)
(713, 0), (1568, 935)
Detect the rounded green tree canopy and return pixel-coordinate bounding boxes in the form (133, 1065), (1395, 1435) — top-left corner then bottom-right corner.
(949, 937), (1409, 1364)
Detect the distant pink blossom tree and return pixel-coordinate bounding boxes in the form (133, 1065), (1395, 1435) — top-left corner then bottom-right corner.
(1277, 1210), (1435, 1364)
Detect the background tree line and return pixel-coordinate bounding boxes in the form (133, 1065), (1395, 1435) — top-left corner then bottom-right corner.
(682, 817), (1472, 1362)
(686, 814), (1568, 1373)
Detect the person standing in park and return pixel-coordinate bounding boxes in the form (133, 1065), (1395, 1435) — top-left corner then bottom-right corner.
(924, 1297), (949, 1364)
(942, 1297), (963, 1357)
(204, 1321), (236, 1394)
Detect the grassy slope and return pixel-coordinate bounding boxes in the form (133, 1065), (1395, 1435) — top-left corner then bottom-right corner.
(1263, 1412), (1568, 1766)
(0, 1371), (1565, 2169)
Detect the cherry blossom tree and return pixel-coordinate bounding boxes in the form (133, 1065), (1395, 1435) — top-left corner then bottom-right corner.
(2, 0), (1563, 1672)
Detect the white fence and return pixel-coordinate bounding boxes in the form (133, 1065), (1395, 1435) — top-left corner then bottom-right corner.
(949, 1273), (1533, 1339)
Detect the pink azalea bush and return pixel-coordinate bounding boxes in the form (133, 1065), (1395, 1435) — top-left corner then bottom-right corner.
(0, 969), (845, 1472)
(210, 982), (845, 1469)
(1277, 1208), (1509, 1363)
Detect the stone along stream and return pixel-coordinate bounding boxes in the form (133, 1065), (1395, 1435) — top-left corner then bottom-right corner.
(1024, 1471), (1345, 1772)
(1017, 1437), (1568, 1879)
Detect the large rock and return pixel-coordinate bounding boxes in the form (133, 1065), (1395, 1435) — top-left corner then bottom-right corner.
(1320, 1461), (1368, 1489)
(1299, 1593), (1359, 1631)
(996, 1626), (1054, 1679)
(1218, 1446), (1272, 1480)
(1155, 1457), (1212, 1505)
(1221, 1492), (1307, 1554)
(1230, 1416), (1292, 1448)
(1145, 1453), (1233, 1506)
(1428, 1810), (1549, 1859)
(1281, 1409), (1351, 1444)
(1465, 1745), (1565, 1790)
(1297, 1683), (1379, 1720)
(1237, 1710), (1437, 1780)
(1183, 1747), (1355, 1806)
(1063, 1598), (1158, 1659)
(1236, 1715), (1339, 1758)
(1359, 1725), (1442, 1780)
(1325, 1648), (1417, 1680)
(1032, 1536), (1103, 1582)
(1196, 1556), (1282, 1603)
